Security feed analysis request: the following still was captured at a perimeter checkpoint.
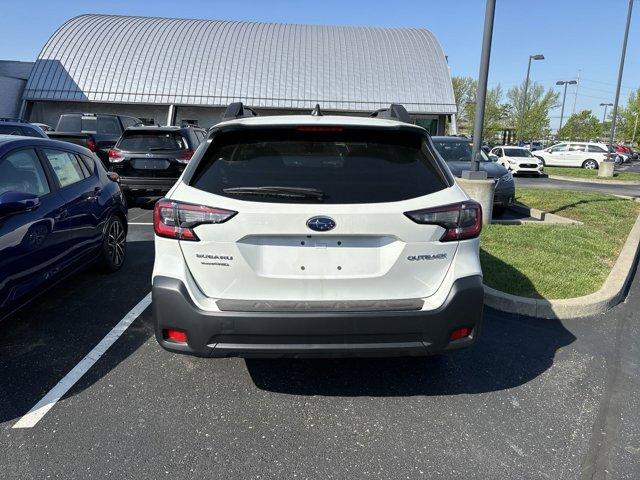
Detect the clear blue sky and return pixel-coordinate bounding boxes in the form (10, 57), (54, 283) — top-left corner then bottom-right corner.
(2, 0), (638, 130)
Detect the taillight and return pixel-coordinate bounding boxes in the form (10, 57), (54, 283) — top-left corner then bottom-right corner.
(405, 201), (482, 241)
(86, 138), (97, 152)
(108, 148), (124, 162)
(153, 199), (236, 241)
(176, 149), (194, 164)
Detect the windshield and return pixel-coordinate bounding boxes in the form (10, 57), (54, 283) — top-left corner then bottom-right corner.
(190, 127), (448, 204)
(432, 140), (491, 162)
(503, 148), (533, 158)
(117, 131), (187, 151)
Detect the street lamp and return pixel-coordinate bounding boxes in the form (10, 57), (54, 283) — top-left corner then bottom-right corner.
(608, 0), (634, 157)
(469, 0), (496, 174)
(556, 80), (577, 135)
(519, 53), (545, 142)
(600, 102), (613, 124)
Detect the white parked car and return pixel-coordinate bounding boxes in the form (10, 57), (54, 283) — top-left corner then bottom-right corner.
(152, 103), (485, 358)
(490, 146), (544, 175)
(533, 142), (609, 169)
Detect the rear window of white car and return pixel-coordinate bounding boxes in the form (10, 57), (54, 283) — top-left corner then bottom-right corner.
(190, 127), (449, 204)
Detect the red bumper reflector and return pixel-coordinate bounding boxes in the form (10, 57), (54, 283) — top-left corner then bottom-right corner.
(164, 329), (188, 343)
(450, 327), (472, 341)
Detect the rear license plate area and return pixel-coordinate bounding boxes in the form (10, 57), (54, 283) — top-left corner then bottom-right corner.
(132, 158), (170, 170)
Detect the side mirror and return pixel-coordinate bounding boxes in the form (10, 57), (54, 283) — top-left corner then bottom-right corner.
(489, 154), (499, 162)
(0, 191), (40, 216)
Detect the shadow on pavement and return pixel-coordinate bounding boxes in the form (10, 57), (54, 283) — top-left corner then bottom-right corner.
(247, 252), (575, 396)
(245, 309), (576, 396)
(0, 241), (154, 424)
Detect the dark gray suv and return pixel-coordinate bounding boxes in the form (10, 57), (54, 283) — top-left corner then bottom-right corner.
(431, 136), (515, 214)
(108, 126), (207, 198)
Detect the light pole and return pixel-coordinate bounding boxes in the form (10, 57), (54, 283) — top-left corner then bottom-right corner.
(519, 53), (545, 143)
(556, 80), (577, 136)
(469, 0), (496, 174)
(608, 0), (634, 154)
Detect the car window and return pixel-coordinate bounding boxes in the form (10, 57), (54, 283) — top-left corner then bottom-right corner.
(117, 131), (188, 151)
(588, 145), (607, 153)
(192, 127), (448, 204)
(57, 115), (82, 132)
(432, 140), (491, 162)
(0, 148), (50, 196)
(569, 144), (586, 152)
(43, 149), (89, 188)
(97, 116), (121, 135)
(79, 154), (96, 175)
(549, 144), (568, 153)
(0, 125), (24, 136)
(503, 148), (533, 157)
(121, 117), (139, 129)
(20, 126), (43, 138)
(81, 117), (97, 132)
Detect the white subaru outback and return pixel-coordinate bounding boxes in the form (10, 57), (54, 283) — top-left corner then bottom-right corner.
(152, 103), (484, 358)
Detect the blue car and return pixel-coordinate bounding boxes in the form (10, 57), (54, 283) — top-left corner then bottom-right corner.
(0, 135), (128, 320)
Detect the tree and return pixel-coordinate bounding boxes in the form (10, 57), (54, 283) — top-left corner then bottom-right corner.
(619, 87), (640, 144)
(451, 76), (476, 133)
(451, 76), (511, 139)
(557, 110), (600, 141)
(507, 81), (560, 141)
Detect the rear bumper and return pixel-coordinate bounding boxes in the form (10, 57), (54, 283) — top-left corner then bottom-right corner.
(152, 275), (484, 358)
(118, 176), (178, 193)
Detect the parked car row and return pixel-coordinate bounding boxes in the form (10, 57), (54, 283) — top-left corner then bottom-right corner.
(47, 113), (143, 167)
(1, 103), (486, 359)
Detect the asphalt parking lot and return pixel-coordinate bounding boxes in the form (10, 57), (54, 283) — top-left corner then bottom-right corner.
(514, 159), (640, 198)
(1, 196), (640, 480)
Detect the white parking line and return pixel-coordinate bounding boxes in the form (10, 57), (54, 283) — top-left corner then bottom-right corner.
(12, 293), (152, 429)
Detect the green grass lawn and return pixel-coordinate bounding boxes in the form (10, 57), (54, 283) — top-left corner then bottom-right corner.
(545, 166), (640, 182)
(481, 188), (640, 299)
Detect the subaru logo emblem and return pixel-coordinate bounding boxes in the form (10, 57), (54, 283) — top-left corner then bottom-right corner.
(306, 216), (336, 232)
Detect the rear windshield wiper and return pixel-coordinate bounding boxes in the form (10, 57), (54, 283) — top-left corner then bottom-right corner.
(148, 147), (175, 151)
(223, 186), (325, 200)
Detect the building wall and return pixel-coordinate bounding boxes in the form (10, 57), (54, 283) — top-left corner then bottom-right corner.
(0, 60), (33, 118)
(28, 100), (448, 133)
(0, 77), (26, 118)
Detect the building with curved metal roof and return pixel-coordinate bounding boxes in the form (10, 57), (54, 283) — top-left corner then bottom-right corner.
(22, 14), (456, 132)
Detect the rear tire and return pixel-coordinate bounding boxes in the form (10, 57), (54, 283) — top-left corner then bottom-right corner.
(100, 215), (127, 272)
(582, 159), (598, 170)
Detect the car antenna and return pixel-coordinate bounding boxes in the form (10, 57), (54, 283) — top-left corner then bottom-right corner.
(311, 104), (323, 116)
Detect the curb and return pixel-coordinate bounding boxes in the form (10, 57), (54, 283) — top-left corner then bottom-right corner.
(499, 203), (583, 225)
(548, 174), (640, 186)
(484, 212), (640, 319)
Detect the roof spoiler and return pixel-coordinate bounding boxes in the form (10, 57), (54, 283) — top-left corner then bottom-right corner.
(369, 104), (411, 123)
(222, 102), (258, 120)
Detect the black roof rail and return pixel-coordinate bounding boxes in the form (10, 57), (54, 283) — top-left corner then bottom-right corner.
(369, 104), (411, 123)
(0, 117), (26, 123)
(222, 102), (258, 120)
